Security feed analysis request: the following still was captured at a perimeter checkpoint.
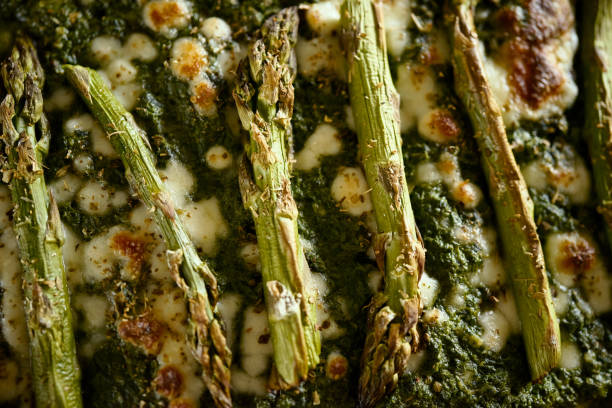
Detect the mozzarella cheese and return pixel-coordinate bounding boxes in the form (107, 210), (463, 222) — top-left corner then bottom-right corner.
(74, 294), (109, 331)
(311, 273), (345, 340)
(181, 198), (229, 255)
(45, 87), (75, 112)
(240, 243), (261, 271)
(205, 145), (232, 170)
(50, 173), (83, 204)
(478, 309), (511, 353)
(295, 124), (342, 171)
(545, 231), (612, 314)
(305, 1), (341, 36)
(296, 36), (344, 78)
(142, 0), (191, 38)
(396, 64), (437, 132)
(331, 167), (373, 217)
(522, 154), (591, 205)
(241, 306), (273, 377)
(382, 0), (412, 57)
(482, 31), (578, 126)
(217, 293), (242, 348)
(560, 341), (581, 370)
(201, 17), (232, 42)
(230, 369), (267, 396)
(419, 272), (440, 308)
(76, 180), (113, 215)
(65, 113), (117, 158)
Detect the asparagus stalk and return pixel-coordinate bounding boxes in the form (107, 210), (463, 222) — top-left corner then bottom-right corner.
(449, 0), (561, 380)
(232, 7), (320, 388)
(340, 1), (425, 406)
(582, 0), (612, 256)
(63, 65), (232, 407)
(0, 37), (82, 407)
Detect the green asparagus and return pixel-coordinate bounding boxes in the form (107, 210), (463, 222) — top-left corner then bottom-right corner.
(449, 0), (561, 380)
(63, 65), (232, 408)
(340, 1), (425, 406)
(582, 0), (612, 256)
(0, 37), (82, 408)
(233, 7), (320, 389)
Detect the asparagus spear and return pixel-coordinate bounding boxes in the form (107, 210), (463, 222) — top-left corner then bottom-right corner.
(0, 37), (82, 408)
(340, 1), (425, 406)
(63, 65), (232, 408)
(232, 7), (320, 388)
(582, 0), (612, 256)
(449, 0), (561, 380)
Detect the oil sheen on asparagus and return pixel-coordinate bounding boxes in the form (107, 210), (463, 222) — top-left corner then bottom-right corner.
(233, 7), (321, 389)
(0, 37), (82, 408)
(63, 65), (232, 408)
(449, 0), (561, 381)
(341, 1), (425, 406)
(582, 0), (612, 256)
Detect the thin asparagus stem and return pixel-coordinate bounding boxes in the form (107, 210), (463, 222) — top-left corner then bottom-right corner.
(0, 36), (82, 408)
(582, 0), (612, 256)
(63, 65), (232, 408)
(449, 0), (561, 380)
(340, 1), (425, 406)
(233, 7), (320, 389)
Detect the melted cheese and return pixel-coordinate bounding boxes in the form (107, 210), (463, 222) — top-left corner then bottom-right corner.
(230, 369), (267, 396)
(331, 167), (373, 217)
(123, 33), (158, 62)
(74, 294), (109, 331)
(295, 124), (342, 171)
(241, 306), (273, 377)
(205, 145), (232, 170)
(90, 32), (156, 110)
(545, 231), (612, 314)
(217, 293), (242, 348)
(0, 224), (28, 357)
(382, 0), (412, 57)
(419, 272), (440, 309)
(305, 1), (341, 36)
(62, 223), (84, 287)
(45, 87), (75, 112)
(296, 36), (344, 78)
(478, 309), (511, 353)
(201, 17), (232, 42)
(76, 180), (113, 215)
(482, 30), (578, 126)
(522, 154), (591, 205)
(240, 243), (261, 271)
(50, 173), (83, 204)
(560, 341), (581, 370)
(181, 198), (228, 255)
(65, 113), (117, 158)
(311, 273), (344, 340)
(142, 0), (191, 38)
(396, 64), (437, 132)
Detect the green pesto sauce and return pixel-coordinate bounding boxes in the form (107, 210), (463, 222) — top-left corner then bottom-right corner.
(0, 1), (610, 407)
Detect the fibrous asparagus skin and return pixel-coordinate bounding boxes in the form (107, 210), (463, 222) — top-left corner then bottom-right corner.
(0, 37), (82, 408)
(449, 1), (561, 380)
(233, 7), (320, 389)
(582, 0), (612, 256)
(340, 1), (425, 407)
(63, 65), (232, 408)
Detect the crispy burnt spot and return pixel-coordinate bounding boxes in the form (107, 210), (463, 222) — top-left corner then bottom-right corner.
(154, 365), (185, 399)
(144, 0), (190, 33)
(560, 239), (596, 281)
(190, 81), (218, 115)
(494, 0), (573, 109)
(326, 353), (348, 380)
(110, 230), (152, 276)
(118, 313), (165, 354)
